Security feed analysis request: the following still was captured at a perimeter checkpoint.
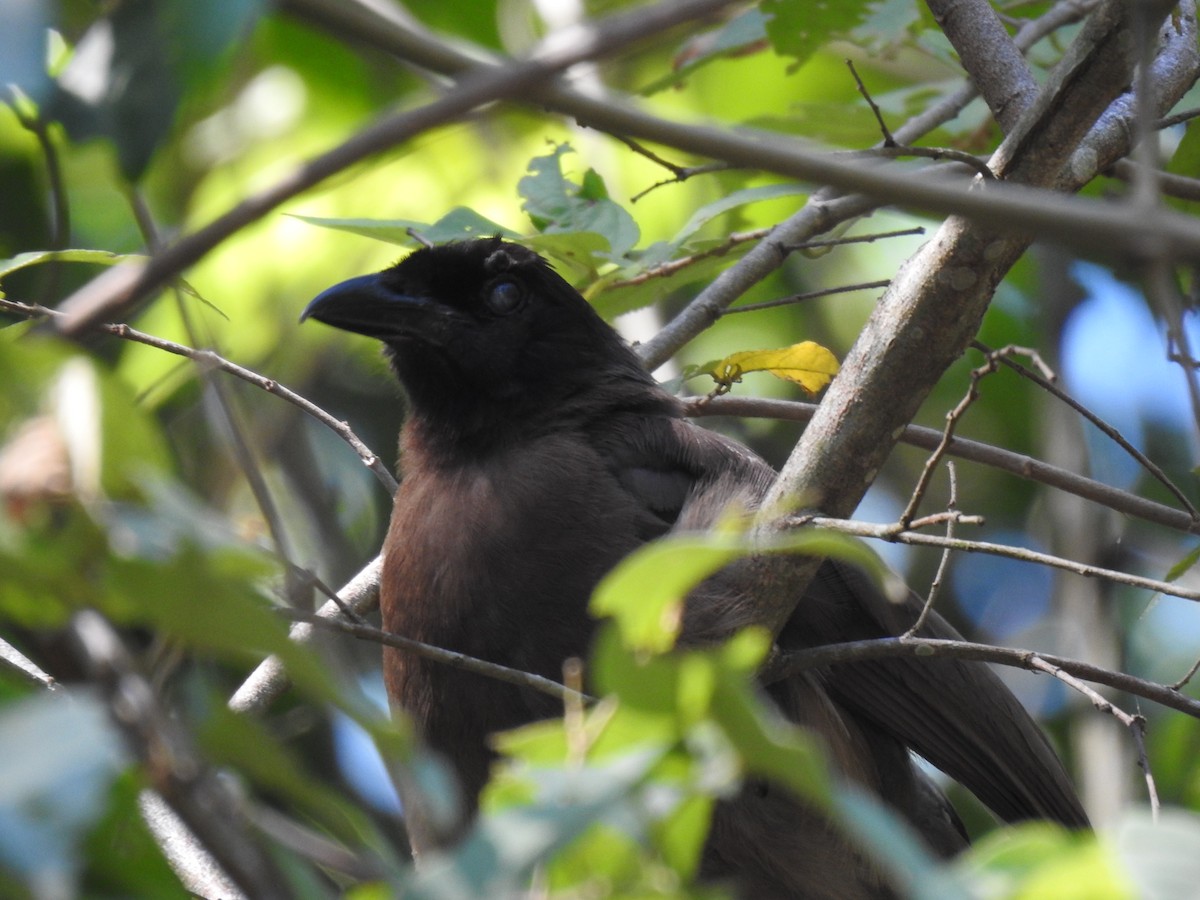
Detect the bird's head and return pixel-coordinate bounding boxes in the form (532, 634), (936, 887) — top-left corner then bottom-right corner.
(302, 237), (664, 444)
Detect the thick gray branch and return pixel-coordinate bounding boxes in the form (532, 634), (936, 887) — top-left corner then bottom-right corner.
(925, 0), (1038, 130)
(752, 0), (1189, 633)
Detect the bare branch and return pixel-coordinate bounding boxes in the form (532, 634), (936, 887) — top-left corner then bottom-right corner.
(230, 555), (383, 714)
(52, 0), (745, 334)
(685, 395), (1200, 536)
(0, 298), (398, 495)
(68, 611), (292, 900)
(1025, 657), (1160, 816)
(0, 635), (58, 691)
(979, 340), (1200, 521)
(797, 514), (1200, 603)
(902, 462), (960, 638)
(925, 0), (1039, 131)
(762, 636), (1200, 720)
(276, 607), (586, 706)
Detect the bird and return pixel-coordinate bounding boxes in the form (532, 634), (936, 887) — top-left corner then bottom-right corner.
(302, 237), (1088, 898)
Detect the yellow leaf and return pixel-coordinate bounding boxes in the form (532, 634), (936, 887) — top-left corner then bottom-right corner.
(702, 341), (839, 395)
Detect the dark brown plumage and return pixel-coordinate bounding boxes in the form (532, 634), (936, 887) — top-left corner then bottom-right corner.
(303, 237), (1087, 898)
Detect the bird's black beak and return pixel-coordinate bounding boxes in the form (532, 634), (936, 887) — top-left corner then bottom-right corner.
(300, 273), (432, 341)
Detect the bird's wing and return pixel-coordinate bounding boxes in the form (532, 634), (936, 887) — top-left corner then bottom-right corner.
(588, 412), (773, 537)
(790, 561), (1088, 827)
(659, 421), (1087, 828)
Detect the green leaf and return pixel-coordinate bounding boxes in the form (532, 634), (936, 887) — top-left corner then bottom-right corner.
(291, 208), (517, 247)
(197, 699), (392, 850)
(762, 0), (876, 70)
(592, 537), (743, 652)
(1167, 543), (1200, 582)
(639, 8), (769, 94)
(519, 144), (640, 261)
(965, 821), (1132, 899)
(401, 748), (668, 899)
(47, 0), (265, 180)
(0, 249), (141, 282)
(81, 772), (188, 899)
(100, 543), (338, 706)
(670, 182), (808, 247)
(592, 520), (884, 654)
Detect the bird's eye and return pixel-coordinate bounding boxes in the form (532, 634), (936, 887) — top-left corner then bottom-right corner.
(484, 279), (524, 316)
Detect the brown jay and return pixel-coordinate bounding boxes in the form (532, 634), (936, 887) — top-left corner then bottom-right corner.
(302, 237), (1087, 898)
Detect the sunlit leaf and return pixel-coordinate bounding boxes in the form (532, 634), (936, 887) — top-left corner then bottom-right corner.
(291, 208), (518, 247)
(519, 144), (640, 261)
(964, 821), (1132, 899)
(0, 250), (141, 282)
(592, 537), (742, 652)
(696, 341), (840, 395)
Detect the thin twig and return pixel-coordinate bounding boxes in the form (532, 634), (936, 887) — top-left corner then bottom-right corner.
(1157, 106), (1200, 129)
(846, 59), (894, 144)
(1172, 654), (1200, 691)
(0, 635), (58, 690)
(901, 345), (1045, 527)
(1027, 656), (1160, 817)
(870, 144), (996, 180)
(277, 607), (587, 705)
(977, 340), (1200, 521)
(606, 228), (771, 289)
(722, 280), (890, 315)
(846, 58), (995, 179)
(69, 611), (292, 900)
(230, 556), (382, 714)
(0, 298), (398, 494)
(774, 226), (925, 255)
(903, 462), (960, 638)
(796, 514), (1200, 602)
(761, 635), (1200, 719)
(611, 134), (735, 201)
(7, 89), (70, 250)
(606, 228), (918, 297)
(686, 395), (1200, 535)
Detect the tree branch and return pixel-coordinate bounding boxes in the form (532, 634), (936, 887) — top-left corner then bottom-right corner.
(0, 297), (399, 494)
(750, 0), (1190, 634)
(762, 636), (1200, 720)
(686, 395), (1200, 536)
(798, 513), (1200, 602)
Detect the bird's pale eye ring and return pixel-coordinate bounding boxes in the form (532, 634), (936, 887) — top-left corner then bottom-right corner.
(484, 279), (525, 316)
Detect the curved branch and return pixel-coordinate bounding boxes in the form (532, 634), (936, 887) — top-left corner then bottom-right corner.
(761, 636), (1200, 719)
(686, 395), (1200, 536)
(51, 0), (1200, 345)
(52, 0), (742, 335)
(276, 606), (585, 706)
